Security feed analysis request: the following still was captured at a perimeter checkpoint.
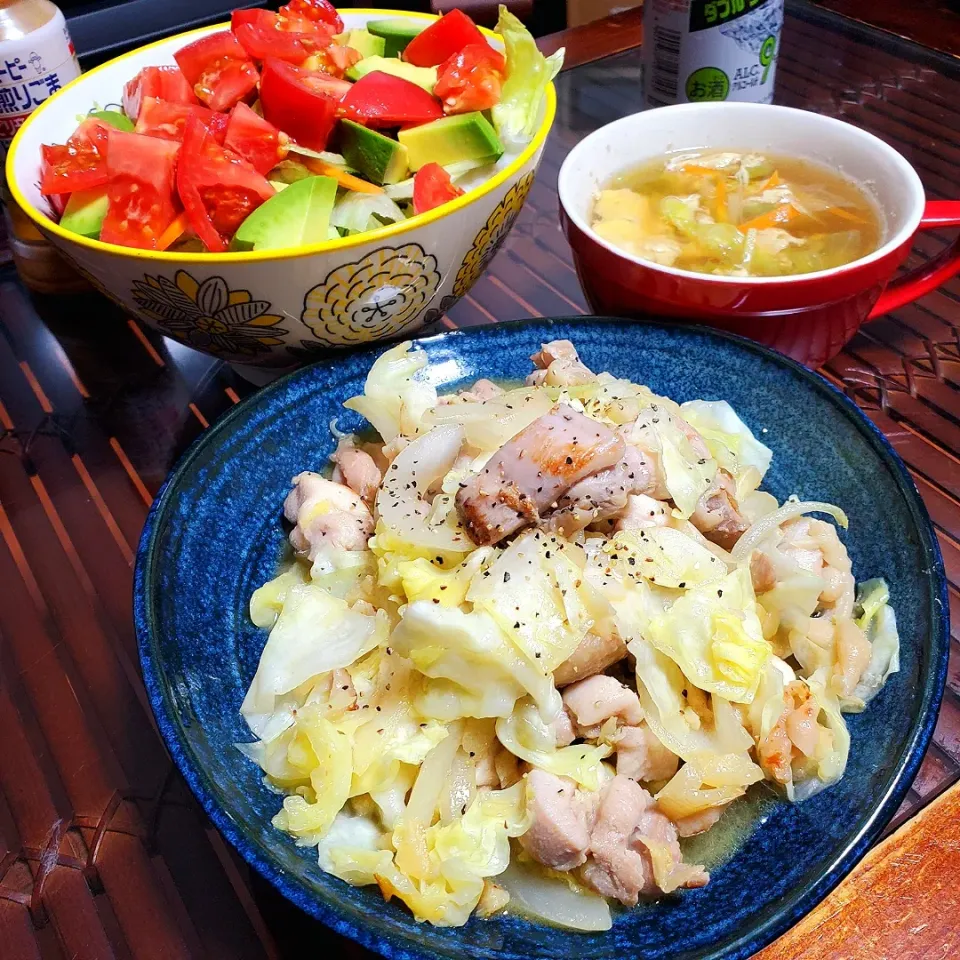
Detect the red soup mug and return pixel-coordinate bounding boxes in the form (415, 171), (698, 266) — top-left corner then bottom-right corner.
(558, 103), (960, 367)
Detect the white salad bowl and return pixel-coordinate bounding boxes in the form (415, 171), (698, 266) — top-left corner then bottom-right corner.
(5, 11), (555, 367)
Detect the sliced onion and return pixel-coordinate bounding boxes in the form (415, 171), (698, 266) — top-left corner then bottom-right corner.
(498, 860), (612, 931)
(377, 425), (470, 552)
(730, 500), (849, 564)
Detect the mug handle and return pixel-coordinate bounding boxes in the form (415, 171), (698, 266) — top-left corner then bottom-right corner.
(869, 200), (960, 318)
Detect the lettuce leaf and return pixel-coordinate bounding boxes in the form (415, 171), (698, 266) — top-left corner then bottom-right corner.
(493, 6), (564, 146)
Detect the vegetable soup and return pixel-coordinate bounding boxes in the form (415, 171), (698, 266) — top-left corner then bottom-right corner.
(591, 150), (882, 277)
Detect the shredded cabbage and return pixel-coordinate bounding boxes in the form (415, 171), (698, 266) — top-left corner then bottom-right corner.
(241, 582), (387, 738)
(644, 569), (770, 703)
(468, 531), (591, 670)
(391, 602), (561, 721)
(841, 578), (900, 712)
(607, 527), (728, 589)
(492, 6), (564, 146)
(497, 699), (611, 790)
(731, 499), (849, 563)
(680, 399), (772, 482)
(344, 341), (438, 442)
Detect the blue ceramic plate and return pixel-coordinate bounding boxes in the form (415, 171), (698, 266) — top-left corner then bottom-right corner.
(135, 318), (948, 960)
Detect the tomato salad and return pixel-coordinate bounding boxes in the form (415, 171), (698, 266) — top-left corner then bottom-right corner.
(36, 5), (562, 253)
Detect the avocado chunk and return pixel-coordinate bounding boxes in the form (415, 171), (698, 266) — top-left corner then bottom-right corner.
(231, 175), (338, 252)
(339, 119), (409, 185)
(366, 18), (425, 58)
(90, 109), (134, 131)
(345, 56), (437, 93)
(342, 29), (385, 59)
(398, 112), (503, 171)
(59, 187), (109, 239)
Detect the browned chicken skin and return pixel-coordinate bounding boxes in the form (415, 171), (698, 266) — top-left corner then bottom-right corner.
(455, 406), (625, 546)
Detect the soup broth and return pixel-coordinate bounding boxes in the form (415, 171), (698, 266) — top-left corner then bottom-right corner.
(591, 150), (882, 277)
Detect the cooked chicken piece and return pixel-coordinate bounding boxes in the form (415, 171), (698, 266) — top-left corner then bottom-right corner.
(464, 378), (504, 402)
(613, 723), (679, 783)
(633, 797), (709, 889)
(283, 472), (374, 559)
(833, 618), (871, 698)
(455, 406), (625, 546)
(690, 470), (749, 551)
(677, 415), (712, 462)
(331, 442), (382, 506)
(495, 747), (522, 789)
(750, 551), (777, 594)
(673, 805), (727, 838)
(781, 517), (855, 618)
(583, 776), (708, 904)
(546, 446), (656, 537)
(528, 340), (596, 387)
(439, 378), (505, 405)
(581, 776), (652, 905)
(551, 707), (577, 747)
(554, 631), (628, 687)
(476, 880), (510, 918)
(381, 436), (409, 464)
(758, 679), (819, 781)
(616, 493), (670, 533)
(519, 770), (598, 871)
(475, 752), (500, 789)
(562, 675), (643, 736)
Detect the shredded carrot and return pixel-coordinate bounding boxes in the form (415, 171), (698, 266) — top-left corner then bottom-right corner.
(302, 157), (383, 194)
(738, 203), (800, 232)
(758, 170), (781, 191)
(157, 213), (189, 251)
(681, 165), (729, 222)
(714, 175), (727, 223)
(821, 205), (868, 225)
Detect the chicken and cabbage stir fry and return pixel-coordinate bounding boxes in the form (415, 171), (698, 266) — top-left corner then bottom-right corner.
(239, 340), (900, 929)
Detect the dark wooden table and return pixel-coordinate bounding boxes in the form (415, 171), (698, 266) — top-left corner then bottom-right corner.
(2, 3), (959, 957)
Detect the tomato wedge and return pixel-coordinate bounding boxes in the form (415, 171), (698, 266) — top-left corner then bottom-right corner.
(177, 114), (275, 252)
(100, 129), (180, 249)
(340, 71), (443, 129)
(435, 42), (505, 114)
(122, 65), (197, 121)
(224, 102), (285, 174)
(278, 0), (342, 32)
(40, 118), (110, 195)
(174, 31), (259, 111)
(259, 58), (343, 152)
(403, 9), (487, 68)
(302, 41), (361, 78)
(208, 111), (230, 144)
(134, 98), (217, 141)
(413, 162), (464, 215)
(231, 8), (334, 63)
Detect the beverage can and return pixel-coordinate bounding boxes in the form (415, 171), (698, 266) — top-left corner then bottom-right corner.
(641, 0), (784, 108)
(1, 0), (81, 157)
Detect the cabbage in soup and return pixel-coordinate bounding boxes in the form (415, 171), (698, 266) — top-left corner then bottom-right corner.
(591, 151), (882, 277)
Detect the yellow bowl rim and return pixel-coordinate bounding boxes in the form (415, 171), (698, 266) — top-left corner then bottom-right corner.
(5, 9), (556, 265)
